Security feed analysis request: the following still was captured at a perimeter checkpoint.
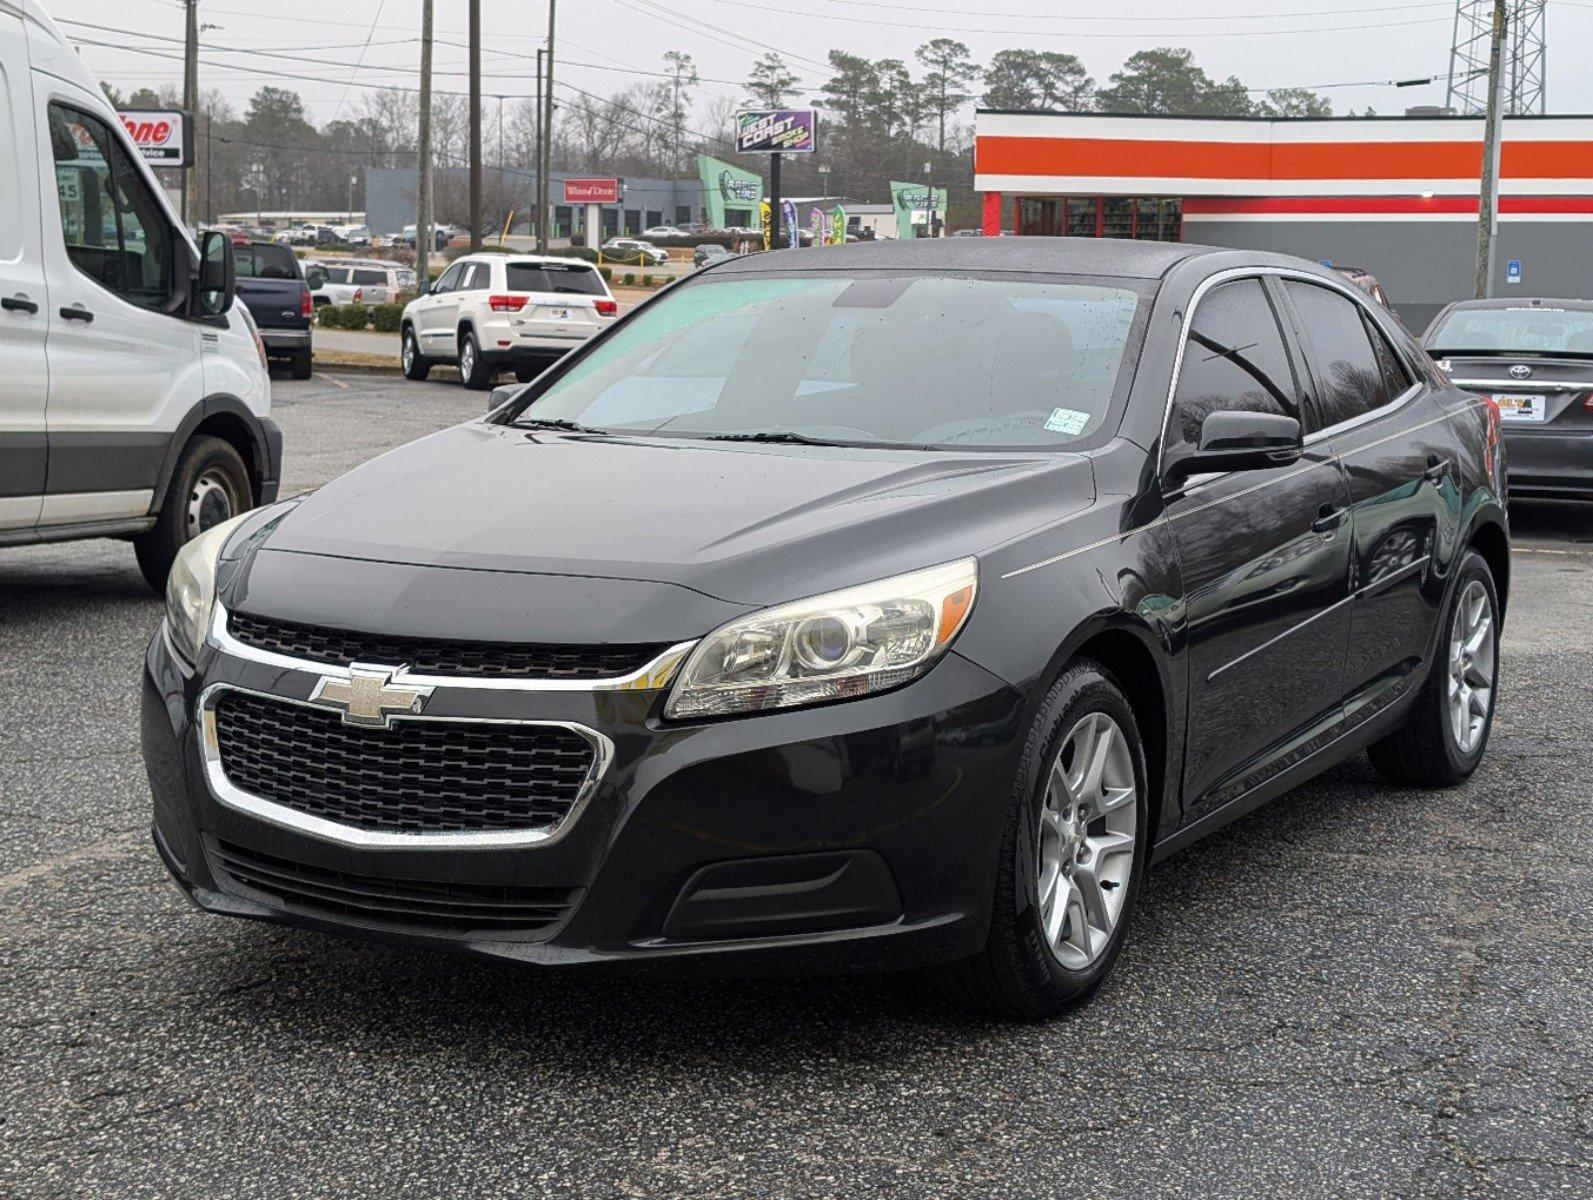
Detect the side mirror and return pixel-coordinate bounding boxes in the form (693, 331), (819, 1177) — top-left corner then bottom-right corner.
(305, 267), (328, 290)
(487, 383), (519, 414)
(1164, 410), (1302, 487)
(195, 231), (235, 317)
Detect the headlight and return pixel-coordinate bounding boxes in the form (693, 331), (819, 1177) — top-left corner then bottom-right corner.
(664, 559), (977, 720)
(164, 512), (254, 668)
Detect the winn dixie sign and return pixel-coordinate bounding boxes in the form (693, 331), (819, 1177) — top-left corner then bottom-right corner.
(117, 109), (191, 168)
(563, 177), (620, 204)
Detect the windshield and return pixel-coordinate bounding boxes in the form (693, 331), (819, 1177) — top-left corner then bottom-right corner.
(513, 273), (1147, 449)
(506, 263), (606, 296)
(1427, 306), (1593, 355)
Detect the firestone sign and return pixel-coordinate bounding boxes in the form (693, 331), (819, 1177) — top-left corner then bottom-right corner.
(117, 109), (191, 168)
(563, 177), (620, 204)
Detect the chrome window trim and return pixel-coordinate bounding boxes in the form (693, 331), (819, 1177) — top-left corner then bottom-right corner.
(1449, 378), (1593, 392)
(210, 603), (697, 694)
(197, 681), (615, 850)
(1157, 265), (1429, 473)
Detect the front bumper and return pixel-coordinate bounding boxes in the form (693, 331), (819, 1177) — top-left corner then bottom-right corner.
(1503, 428), (1593, 497)
(142, 623), (1026, 974)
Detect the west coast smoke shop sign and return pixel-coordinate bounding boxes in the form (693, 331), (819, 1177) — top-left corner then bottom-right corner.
(890, 181), (946, 240)
(697, 154), (763, 231)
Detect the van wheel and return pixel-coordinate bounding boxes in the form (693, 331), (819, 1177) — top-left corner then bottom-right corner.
(133, 436), (252, 593)
(401, 327), (431, 380)
(939, 661), (1149, 1019)
(458, 329), (494, 390)
(289, 349), (313, 380)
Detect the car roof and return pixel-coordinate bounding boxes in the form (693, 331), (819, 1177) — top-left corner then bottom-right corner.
(706, 236), (1224, 280)
(1438, 297), (1593, 312)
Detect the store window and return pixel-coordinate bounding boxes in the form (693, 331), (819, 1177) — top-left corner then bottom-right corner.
(1017, 196), (1183, 242)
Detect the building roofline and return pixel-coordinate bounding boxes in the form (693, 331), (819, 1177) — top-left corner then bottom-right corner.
(974, 108), (1593, 122)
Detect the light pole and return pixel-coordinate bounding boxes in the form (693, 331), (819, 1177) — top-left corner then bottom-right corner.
(922, 161), (933, 238)
(1474, 0), (1508, 299)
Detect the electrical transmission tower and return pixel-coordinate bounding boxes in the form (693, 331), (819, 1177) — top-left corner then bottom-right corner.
(1446, 0), (1547, 115)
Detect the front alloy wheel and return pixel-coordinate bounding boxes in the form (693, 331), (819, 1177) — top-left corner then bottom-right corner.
(1447, 579), (1496, 755)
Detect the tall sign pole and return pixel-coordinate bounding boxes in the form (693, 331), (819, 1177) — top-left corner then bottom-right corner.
(1474, 0), (1508, 299)
(539, 1), (557, 253)
(181, 0), (198, 227)
(768, 153), (782, 250)
(417, 0), (434, 286)
(468, 0), (482, 251)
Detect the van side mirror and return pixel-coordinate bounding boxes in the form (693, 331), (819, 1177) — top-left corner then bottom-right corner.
(487, 384), (520, 414)
(1163, 410), (1302, 487)
(194, 231), (235, 317)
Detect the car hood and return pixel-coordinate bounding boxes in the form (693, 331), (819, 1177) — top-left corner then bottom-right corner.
(256, 422), (1096, 609)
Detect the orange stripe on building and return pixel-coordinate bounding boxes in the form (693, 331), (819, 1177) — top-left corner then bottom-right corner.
(977, 136), (1593, 182)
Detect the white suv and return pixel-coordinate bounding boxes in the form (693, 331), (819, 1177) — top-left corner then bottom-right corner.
(311, 260), (411, 307)
(399, 254), (618, 389)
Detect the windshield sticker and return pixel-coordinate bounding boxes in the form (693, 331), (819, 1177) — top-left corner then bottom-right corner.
(1044, 407), (1091, 436)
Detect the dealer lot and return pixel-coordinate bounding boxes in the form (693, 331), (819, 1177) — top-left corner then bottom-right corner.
(1, 374), (1589, 1198)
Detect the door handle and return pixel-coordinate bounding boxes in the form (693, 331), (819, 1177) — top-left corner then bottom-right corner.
(1312, 504), (1346, 536)
(59, 305), (94, 323)
(1423, 456), (1451, 483)
(2, 295), (39, 314)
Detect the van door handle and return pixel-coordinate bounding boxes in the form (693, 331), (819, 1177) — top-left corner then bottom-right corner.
(59, 305), (94, 323)
(2, 295), (39, 314)
(1313, 504), (1346, 536)
(1423, 456), (1451, 483)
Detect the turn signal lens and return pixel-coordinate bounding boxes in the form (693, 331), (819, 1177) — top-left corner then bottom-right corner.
(664, 559), (978, 720)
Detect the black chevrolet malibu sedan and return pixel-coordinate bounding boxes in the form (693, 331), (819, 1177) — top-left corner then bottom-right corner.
(143, 239), (1508, 1017)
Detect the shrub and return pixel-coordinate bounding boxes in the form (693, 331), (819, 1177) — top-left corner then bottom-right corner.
(337, 304), (369, 331)
(316, 304), (342, 328)
(598, 266), (613, 283)
(370, 303), (403, 333)
(547, 245), (599, 263)
(622, 272), (636, 286)
(641, 274), (654, 287)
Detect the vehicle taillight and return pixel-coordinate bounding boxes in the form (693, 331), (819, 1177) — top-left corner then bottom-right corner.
(352, 288), (363, 303)
(1482, 395), (1502, 488)
(594, 298), (618, 316)
(1583, 391), (1593, 411)
(489, 294), (528, 312)
(299, 288), (312, 318)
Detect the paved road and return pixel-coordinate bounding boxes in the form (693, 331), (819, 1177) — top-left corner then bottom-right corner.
(2, 376), (1589, 1198)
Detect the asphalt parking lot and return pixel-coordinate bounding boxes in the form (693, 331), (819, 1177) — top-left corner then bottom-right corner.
(2, 373), (1589, 1198)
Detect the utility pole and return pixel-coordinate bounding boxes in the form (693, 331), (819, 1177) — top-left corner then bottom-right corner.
(181, 0), (198, 227)
(535, 49), (544, 245)
(468, 0), (482, 251)
(417, 0), (434, 287)
(769, 152), (782, 249)
(1474, 0), (1507, 299)
(538, 0), (556, 253)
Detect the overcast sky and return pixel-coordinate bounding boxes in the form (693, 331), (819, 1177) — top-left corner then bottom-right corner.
(51, 0), (1593, 130)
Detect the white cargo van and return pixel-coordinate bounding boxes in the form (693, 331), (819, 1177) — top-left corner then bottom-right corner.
(1, 0), (278, 590)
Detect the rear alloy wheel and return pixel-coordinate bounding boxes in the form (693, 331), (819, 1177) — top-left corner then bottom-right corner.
(401, 326), (430, 381)
(1368, 549), (1500, 786)
(941, 661), (1149, 1018)
(457, 329), (494, 390)
(134, 435), (252, 593)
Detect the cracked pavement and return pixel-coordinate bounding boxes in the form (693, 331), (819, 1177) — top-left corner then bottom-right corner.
(1, 375), (1589, 1198)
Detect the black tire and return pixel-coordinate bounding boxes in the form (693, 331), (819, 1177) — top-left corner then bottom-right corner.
(941, 660), (1150, 1019)
(457, 328), (494, 390)
(1367, 549), (1500, 787)
(133, 435), (252, 593)
(401, 326), (431, 381)
(514, 366), (537, 384)
(289, 348), (313, 380)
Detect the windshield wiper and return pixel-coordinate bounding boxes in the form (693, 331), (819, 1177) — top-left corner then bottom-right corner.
(516, 417), (607, 434)
(703, 431), (842, 446)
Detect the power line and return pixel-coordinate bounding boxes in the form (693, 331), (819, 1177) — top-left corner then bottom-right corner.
(329, 0), (388, 124)
(613, 0), (830, 72)
(772, 0), (1451, 21)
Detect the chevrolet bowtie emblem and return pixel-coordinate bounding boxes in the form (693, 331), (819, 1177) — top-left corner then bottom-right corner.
(310, 665), (434, 728)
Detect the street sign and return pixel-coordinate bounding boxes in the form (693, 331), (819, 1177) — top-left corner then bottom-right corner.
(736, 110), (817, 155)
(563, 177), (619, 204)
(117, 109), (191, 168)
(1506, 258), (1522, 285)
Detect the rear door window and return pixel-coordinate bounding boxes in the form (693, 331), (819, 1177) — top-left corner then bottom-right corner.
(1283, 281), (1392, 431)
(506, 263), (605, 296)
(234, 243), (301, 280)
(351, 268), (387, 286)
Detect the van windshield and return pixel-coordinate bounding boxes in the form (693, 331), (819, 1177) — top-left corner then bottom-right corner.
(515, 273), (1149, 449)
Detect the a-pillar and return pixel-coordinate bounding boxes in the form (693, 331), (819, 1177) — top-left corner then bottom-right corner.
(981, 191), (1002, 237)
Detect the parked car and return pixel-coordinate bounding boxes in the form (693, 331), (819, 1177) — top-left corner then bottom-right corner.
(145, 239), (1508, 1016)
(397, 224), (450, 251)
(642, 225), (687, 238)
(232, 240), (316, 379)
(1331, 265), (1393, 310)
(335, 225), (372, 247)
(694, 243), (733, 268)
(953, 228), (981, 237)
(1424, 296), (1593, 498)
(601, 237), (668, 266)
(2, 0), (278, 590)
(310, 260), (410, 307)
(399, 253), (618, 388)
